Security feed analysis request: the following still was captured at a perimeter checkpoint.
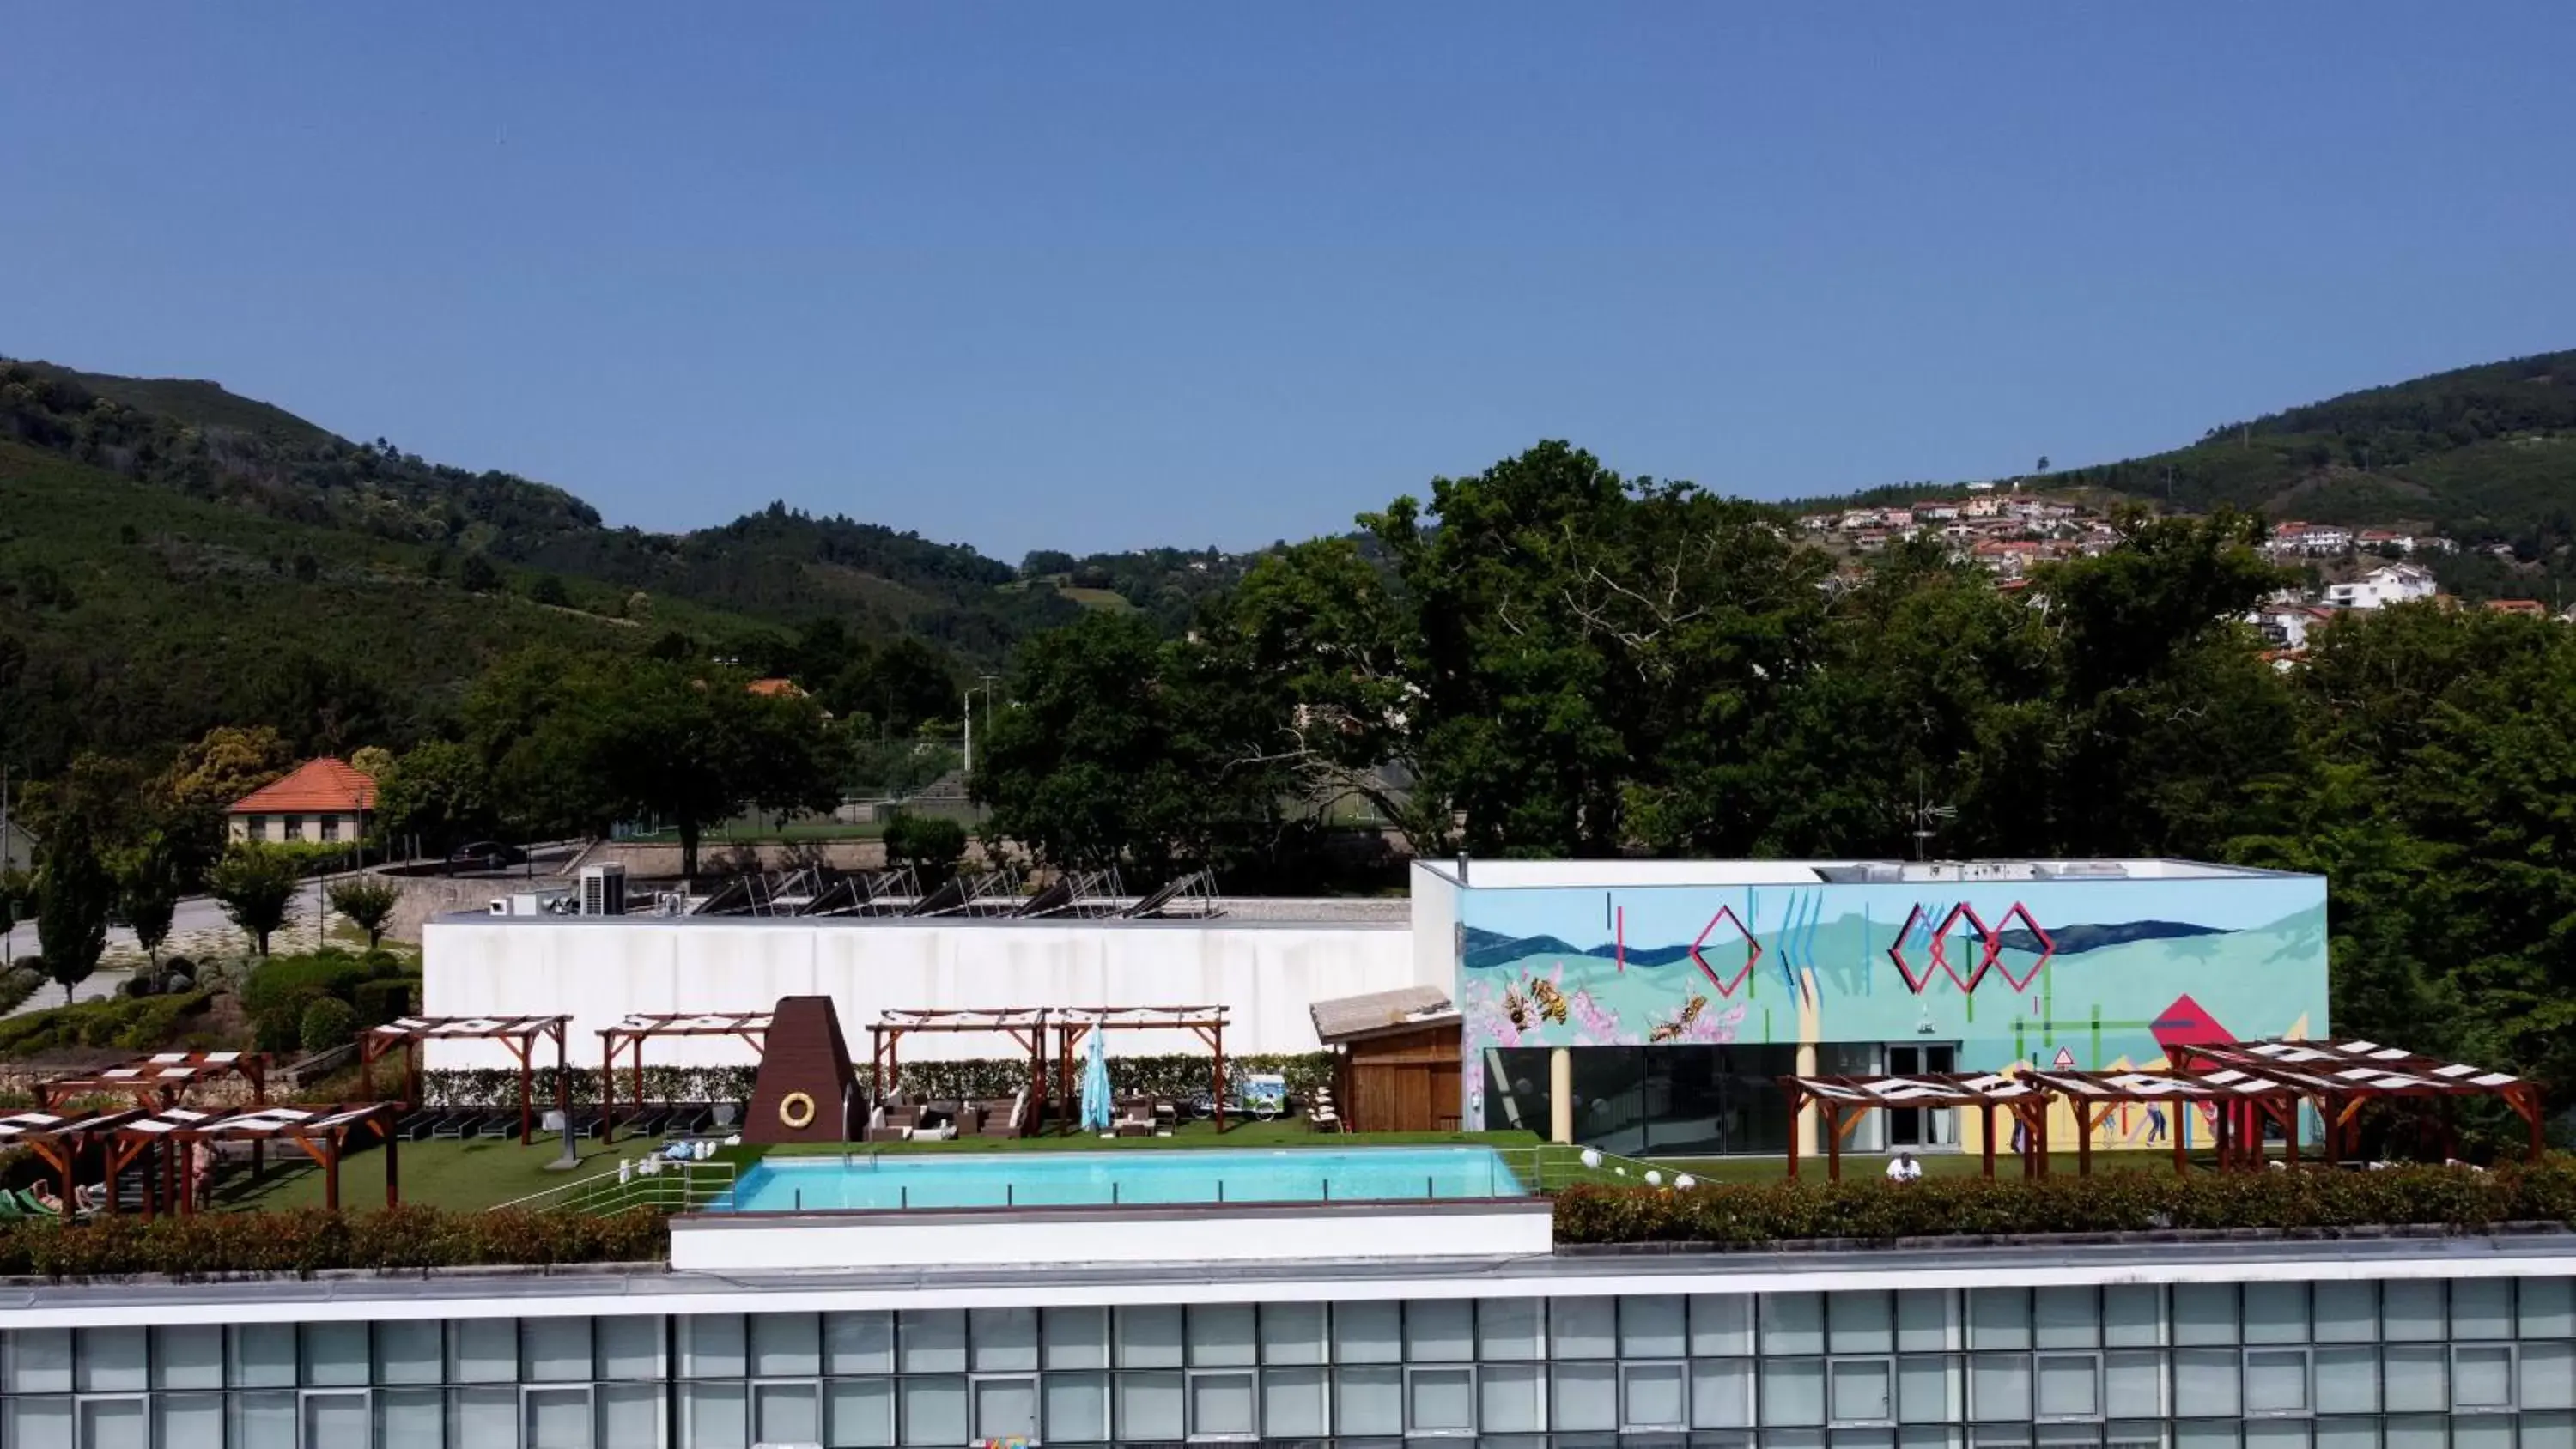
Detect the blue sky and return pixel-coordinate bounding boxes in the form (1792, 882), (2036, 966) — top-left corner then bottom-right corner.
(3, 5), (2570, 560)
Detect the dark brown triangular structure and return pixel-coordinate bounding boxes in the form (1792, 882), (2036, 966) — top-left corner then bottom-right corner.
(744, 996), (858, 1144)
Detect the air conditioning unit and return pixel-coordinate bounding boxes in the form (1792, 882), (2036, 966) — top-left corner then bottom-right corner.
(494, 890), (571, 917)
(579, 863), (629, 917)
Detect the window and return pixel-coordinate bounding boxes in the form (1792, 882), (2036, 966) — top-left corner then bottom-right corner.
(1041, 1308), (1104, 1371)
(2451, 1345), (2514, 1410)
(1041, 1373), (1105, 1443)
(1836, 1293), (1898, 1355)
(2314, 1346), (2380, 1413)
(829, 1313), (895, 1375)
(320, 815), (340, 842)
(1410, 1365), (1478, 1434)
(971, 1309), (1037, 1372)
(2383, 1344), (2449, 1413)
(1334, 1300), (1401, 1363)
(902, 1310), (966, 1373)
(1696, 1357), (1755, 1428)
(1552, 1297), (1617, 1360)
(246, 816), (267, 842)
(76, 1326), (147, 1392)
(2035, 1355), (2099, 1420)
(1481, 1361), (1546, 1433)
(829, 1378), (896, 1446)
(1116, 1370), (1184, 1439)
(1970, 1291), (2033, 1351)
(2244, 1349), (2311, 1415)
(2173, 1349), (2242, 1417)
(1765, 1358), (1828, 1427)
(2174, 1287), (2239, 1346)
(1622, 1361), (1688, 1430)
(1479, 1299), (1546, 1361)
(523, 1317), (592, 1383)
(1261, 1367), (1327, 1438)
(1191, 1369), (1257, 1437)
(1622, 1294), (1689, 1359)
(1188, 1304), (1255, 1367)
(2245, 1287), (2309, 1344)
(282, 815), (303, 840)
(374, 1320), (442, 1386)
(1833, 1359), (1897, 1423)
(1338, 1365), (1405, 1434)
(757, 1384), (823, 1448)
(1971, 1355), (2033, 1422)
(2035, 1289), (2098, 1350)
(1551, 1361), (1619, 1432)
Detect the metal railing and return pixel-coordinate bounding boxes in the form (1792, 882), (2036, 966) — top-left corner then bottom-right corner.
(488, 1160), (736, 1216)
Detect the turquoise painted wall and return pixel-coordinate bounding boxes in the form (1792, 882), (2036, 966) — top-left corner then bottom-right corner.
(1455, 872), (2328, 1133)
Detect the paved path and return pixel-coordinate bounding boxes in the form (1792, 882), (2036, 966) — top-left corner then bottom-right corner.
(1, 894), (253, 1016)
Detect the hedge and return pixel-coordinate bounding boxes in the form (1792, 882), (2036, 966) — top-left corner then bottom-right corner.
(408, 1053), (1334, 1111)
(1552, 1160), (2576, 1247)
(0, 1206), (666, 1280)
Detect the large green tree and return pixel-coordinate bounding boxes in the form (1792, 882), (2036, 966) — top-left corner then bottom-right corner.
(207, 843), (304, 956)
(33, 826), (114, 1004)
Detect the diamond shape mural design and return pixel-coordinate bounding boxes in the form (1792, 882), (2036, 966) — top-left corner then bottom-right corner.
(1688, 906), (1762, 997)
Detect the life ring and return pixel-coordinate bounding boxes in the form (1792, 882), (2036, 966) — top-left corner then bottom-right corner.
(778, 1092), (817, 1131)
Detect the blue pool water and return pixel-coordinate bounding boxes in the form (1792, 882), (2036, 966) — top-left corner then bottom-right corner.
(717, 1146), (1526, 1213)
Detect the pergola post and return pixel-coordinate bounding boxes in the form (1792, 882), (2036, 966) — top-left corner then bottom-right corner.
(2172, 1105), (2189, 1176)
(1980, 1104), (1996, 1179)
(383, 1120), (401, 1208)
(1784, 1085), (1803, 1181)
(2076, 1105), (2094, 1178)
(1825, 1103), (1844, 1182)
(602, 1037), (620, 1143)
(552, 1023), (570, 1140)
(323, 1130), (343, 1212)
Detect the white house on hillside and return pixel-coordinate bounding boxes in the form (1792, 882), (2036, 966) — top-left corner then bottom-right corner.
(2325, 562), (2439, 611)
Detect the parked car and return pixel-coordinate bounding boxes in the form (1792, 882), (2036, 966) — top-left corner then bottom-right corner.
(448, 840), (527, 871)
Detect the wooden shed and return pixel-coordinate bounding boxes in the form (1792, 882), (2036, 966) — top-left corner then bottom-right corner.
(1310, 987), (1463, 1134)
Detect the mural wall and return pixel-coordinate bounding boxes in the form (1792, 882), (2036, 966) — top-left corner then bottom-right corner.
(1455, 873), (2328, 1146)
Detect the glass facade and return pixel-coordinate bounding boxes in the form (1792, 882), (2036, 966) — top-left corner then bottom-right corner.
(2, 1277), (2569, 1447)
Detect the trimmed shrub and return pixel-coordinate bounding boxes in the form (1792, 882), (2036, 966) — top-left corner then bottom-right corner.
(119, 973), (157, 999)
(889, 1052), (1334, 1105)
(1550, 1158), (2576, 1248)
(252, 1004), (303, 1055)
(0, 1206), (667, 1279)
(242, 950), (373, 1016)
(0, 991), (216, 1056)
(299, 997), (360, 1055)
(351, 978), (417, 1028)
(0, 967), (46, 1015)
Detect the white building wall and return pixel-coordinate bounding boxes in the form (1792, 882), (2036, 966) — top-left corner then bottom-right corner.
(422, 919), (1413, 1070)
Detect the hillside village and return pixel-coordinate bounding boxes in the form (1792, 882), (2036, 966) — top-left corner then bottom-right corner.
(1801, 487), (2565, 663)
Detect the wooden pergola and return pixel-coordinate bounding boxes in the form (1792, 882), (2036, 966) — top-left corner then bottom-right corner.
(0, 1110), (140, 1216)
(1781, 1072), (2053, 1180)
(1053, 1006), (1232, 1131)
(35, 1050), (270, 1113)
(2019, 1068), (2299, 1176)
(121, 1103), (405, 1214)
(361, 1016), (573, 1145)
(2172, 1039), (2549, 1165)
(597, 1012), (772, 1142)
(868, 1009), (1050, 1114)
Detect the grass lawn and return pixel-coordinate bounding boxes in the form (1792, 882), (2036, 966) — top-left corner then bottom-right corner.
(210, 1135), (632, 1214)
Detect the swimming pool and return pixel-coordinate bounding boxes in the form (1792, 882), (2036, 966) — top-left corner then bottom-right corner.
(714, 1146), (1527, 1213)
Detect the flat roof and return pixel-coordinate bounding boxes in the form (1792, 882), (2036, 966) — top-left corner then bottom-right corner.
(433, 897), (1408, 930)
(1416, 858), (2305, 888)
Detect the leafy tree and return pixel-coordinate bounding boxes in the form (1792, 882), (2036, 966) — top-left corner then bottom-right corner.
(33, 827), (114, 1005)
(208, 844), (305, 956)
(881, 811), (968, 890)
(528, 574), (571, 608)
(459, 553), (501, 593)
(830, 637), (959, 736)
(114, 841), (181, 976)
(327, 877), (402, 949)
(373, 738), (496, 857)
(348, 744), (396, 783)
(1019, 549), (1077, 579)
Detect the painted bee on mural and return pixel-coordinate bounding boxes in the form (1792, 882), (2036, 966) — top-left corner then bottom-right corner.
(1528, 978), (1570, 1025)
(1649, 995), (1710, 1043)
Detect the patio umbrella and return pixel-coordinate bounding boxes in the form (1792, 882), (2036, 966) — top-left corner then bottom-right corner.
(1081, 1021), (1114, 1133)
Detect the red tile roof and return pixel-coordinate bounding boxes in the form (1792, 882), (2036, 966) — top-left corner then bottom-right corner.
(746, 677), (806, 698)
(2486, 599), (2547, 616)
(228, 757), (377, 815)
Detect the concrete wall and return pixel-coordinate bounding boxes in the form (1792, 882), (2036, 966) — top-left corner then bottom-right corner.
(421, 917), (1413, 1070)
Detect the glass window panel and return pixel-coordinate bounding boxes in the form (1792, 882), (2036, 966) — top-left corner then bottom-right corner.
(1041, 1373), (1106, 1444)
(2311, 1418), (2375, 1449)
(76, 1399), (145, 1449)
(827, 1379), (896, 1448)
(2528, 1280), (2576, 1339)
(1971, 1291), (2034, 1351)
(526, 1387), (592, 1449)
(1188, 1304), (1256, 1367)
(2379, 1416), (2445, 1449)
(2102, 1287), (2162, 1349)
(299, 1320), (369, 1387)
(2242, 1423), (2306, 1449)
(1901, 1291), (1962, 1353)
(230, 1323), (296, 1389)
(2526, 1411), (2576, 1449)
(1482, 1361), (1546, 1432)
(1041, 1308), (1104, 1371)
(1836, 1294), (1899, 1355)
(1695, 1357), (1755, 1428)
(2102, 1425), (2161, 1449)
(521, 1318), (592, 1383)
(154, 1325), (225, 1391)
(2172, 1287), (2239, 1346)
(1552, 1361), (1620, 1432)
(2103, 1351), (2162, 1419)
(1771, 1294), (1830, 1355)
(447, 1387), (518, 1449)
(758, 1384), (822, 1447)
(1833, 1360), (1895, 1424)
(1115, 1370), (1183, 1440)
(1695, 1294), (1757, 1355)
(973, 1378), (1038, 1441)
(752, 1313), (821, 1378)
(1333, 1300), (1401, 1363)
(598, 1385), (664, 1449)
(1842, 1430), (1899, 1449)
(2451, 1344), (2513, 1409)
(4, 1397), (70, 1449)
(686, 1381), (750, 1449)
(899, 1377), (966, 1446)
(2313, 1346), (2379, 1412)
(2383, 1343), (2448, 1412)
(1259, 1302), (1327, 1365)
(678, 1315), (746, 1379)
(2453, 1282), (2514, 1342)
(2037, 1355), (2099, 1419)
(2034, 1288), (2097, 1350)
(2172, 1349), (2240, 1418)
(2382, 1282), (2445, 1342)
(76, 1326), (147, 1392)
(1971, 1355), (2033, 1422)
(373, 1319), (441, 1386)
(2530, 1340), (2576, 1410)
(1411, 1366), (1478, 1433)
(1543, 1297), (1613, 1360)
(1261, 1367), (1327, 1438)
(157, 1392), (228, 1449)
(596, 1317), (663, 1381)
(1899, 1355), (1959, 1423)
(1971, 1428), (2032, 1449)
(2037, 1428), (2099, 1449)
(1335, 1364), (1402, 1434)
(2174, 1423), (2238, 1449)
(1766, 1358), (1829, 1427)
(902, 1310), (968, 1374)
(1188, 1370), (1256, 1437)
(827, 1312), (895, 1375)
(2451, 1416), (2514, 1449)
(971, 1308), (1039, 1373)
(1624, 1294), (1690, 1359)
(2244, 1288), (2308, 1344)
(2312, 1283), (2376, 1343)
(2243, 1349), (2309, 1415)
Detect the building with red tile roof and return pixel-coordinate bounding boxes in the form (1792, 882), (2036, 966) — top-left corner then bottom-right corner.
(227, 757), (377, 846)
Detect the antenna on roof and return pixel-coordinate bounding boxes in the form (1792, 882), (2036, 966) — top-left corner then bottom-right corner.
(1909, 774), (1956, 862)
